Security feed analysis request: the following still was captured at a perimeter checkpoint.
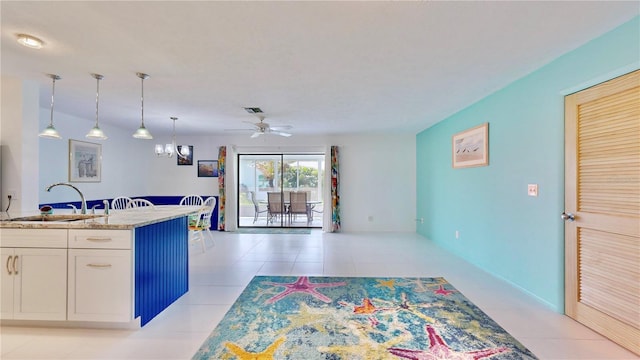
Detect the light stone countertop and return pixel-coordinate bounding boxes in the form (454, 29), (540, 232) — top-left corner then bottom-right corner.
(0, 205), (200, 230)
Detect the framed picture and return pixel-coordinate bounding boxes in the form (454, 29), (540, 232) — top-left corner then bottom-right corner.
(177, 145), (194, 165)
(69, 139), (101, 182)
(452, 123), (489, 168)
(198, 160), (218, 177)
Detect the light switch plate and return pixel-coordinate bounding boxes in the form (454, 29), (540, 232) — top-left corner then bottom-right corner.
(528, 184), (538, 197)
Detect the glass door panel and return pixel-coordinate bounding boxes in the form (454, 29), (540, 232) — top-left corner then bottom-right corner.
(238, 153), (324, 228)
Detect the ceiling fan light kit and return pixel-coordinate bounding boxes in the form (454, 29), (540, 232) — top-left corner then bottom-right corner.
(225, 111), (293, 138)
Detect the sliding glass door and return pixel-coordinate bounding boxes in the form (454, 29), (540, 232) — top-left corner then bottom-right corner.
(237, 153), (324, 228)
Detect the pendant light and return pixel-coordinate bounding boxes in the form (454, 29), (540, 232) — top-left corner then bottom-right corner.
(132, 72), (153, 139)
(39, 74), (62, 139)
(155, 117), (190, 158)
(86, 73), (108, 140)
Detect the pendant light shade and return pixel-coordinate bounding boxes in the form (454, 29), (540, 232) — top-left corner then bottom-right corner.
(39, 74), (62, 139)
(133, 72), (153, 139)
(86, 73), (107, 140)
(155, 117), (190, 159)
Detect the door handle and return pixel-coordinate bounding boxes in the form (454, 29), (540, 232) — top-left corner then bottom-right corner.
(12, 255), (18, 275)
(6, 255), (13, 275)
(561, 212), (576, 222)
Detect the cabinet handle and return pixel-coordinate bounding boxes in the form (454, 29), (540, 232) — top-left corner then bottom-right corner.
(87, 263), (112, 268)
(13, 255), (18, 275)
(85, 237), (113, 242)
(6, 255), (13, 275)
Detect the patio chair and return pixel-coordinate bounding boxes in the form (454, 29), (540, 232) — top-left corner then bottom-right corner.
(249, 191), (268, 224)
(267, 192), (286, 225)
(289, 192), (311, 224)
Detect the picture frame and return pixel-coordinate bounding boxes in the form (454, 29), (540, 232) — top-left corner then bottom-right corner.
(69, 139), (102, 182)
(177, 145), (194, 165)
(198, 160), (218, 177)
(452, 123), (489, 168)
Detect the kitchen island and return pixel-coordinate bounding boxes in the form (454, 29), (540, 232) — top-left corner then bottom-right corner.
(0, 206), (198, 328)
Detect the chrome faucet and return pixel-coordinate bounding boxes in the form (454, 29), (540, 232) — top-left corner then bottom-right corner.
(103, 199), (110, 216)
(46, 182), (87, 214)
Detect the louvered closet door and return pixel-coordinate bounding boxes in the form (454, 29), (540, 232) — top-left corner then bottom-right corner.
(564, 69), (640, 355)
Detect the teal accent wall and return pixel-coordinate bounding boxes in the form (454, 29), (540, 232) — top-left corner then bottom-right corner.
(416, 17), (639, 312)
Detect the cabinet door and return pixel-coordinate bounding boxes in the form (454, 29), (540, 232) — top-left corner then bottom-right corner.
(68, 249), (132, 322)
(13, 248), (67, 320)
(1, 248), (15, 319)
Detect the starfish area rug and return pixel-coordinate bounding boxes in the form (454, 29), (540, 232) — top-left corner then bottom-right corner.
(192, 276), (538, 360)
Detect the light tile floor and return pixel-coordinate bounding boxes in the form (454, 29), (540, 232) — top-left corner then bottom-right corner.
(1, 231), (638, 359)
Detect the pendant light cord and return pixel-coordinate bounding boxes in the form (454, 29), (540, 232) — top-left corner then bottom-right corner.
(140, 75), (145, 127)
(95, 75), (100, 126)
(49, 75), (58, 126)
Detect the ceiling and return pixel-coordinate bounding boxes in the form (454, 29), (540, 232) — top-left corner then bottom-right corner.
(1, 1), (638, 137)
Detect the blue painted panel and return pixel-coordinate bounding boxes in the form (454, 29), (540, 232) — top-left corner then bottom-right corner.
(134, 216), (189, 326)
(39, 194), (219, 229)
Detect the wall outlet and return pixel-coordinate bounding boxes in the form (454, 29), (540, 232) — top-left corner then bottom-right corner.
(455, 230), (460, 239)
(528, 184), (538, 197)
(7, 189), (17, 200)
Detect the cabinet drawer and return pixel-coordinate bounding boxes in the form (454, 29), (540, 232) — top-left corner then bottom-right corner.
(68, 249), (132, 322)
(0, 229), (67, 248)
(68, 230), (132, 249)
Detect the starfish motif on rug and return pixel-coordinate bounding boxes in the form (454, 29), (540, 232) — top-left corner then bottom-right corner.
(374, 292), (436, 323)
(376, 278), (398, 290)
(282, 302), (329, 333)
(433, 284), (455, 296)
(225, 337), (286, 359)
(264, 276), (347, 304)
(354, 298), (382, 314)
(388, 325), (509, 360)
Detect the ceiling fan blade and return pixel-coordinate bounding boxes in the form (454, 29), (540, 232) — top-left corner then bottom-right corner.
(270, 125), (293, 131)
(250, 132), (263, 138)
(272, 131), (292, 137)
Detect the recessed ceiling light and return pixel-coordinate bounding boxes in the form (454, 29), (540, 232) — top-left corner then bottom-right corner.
(17, 34), (43, 49)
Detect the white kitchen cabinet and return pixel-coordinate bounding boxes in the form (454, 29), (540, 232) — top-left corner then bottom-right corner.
(67, 229), (133, 322)
(1, 248), (15, 319)
(1, 247), (67, 320)
(0, 228), (68, 321)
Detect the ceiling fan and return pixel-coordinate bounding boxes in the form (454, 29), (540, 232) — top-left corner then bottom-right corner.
(226, 115), (293, 138)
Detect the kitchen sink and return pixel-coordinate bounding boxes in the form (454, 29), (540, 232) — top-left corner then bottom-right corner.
(4, 214), (104, 222)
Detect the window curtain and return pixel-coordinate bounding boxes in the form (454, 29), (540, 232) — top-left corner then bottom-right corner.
(331, 145), (341, 232)
(217, 146), (226, 231)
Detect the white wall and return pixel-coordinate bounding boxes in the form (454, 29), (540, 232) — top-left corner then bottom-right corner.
(1, 77), (40, 214)
(333, 134), (416, 232)
(39, 110), (152, 204)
